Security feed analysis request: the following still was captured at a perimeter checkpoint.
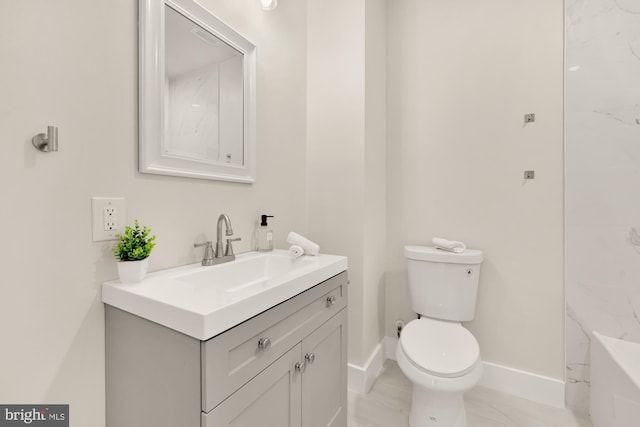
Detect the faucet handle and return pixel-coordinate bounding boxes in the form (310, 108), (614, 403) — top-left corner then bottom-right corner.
(194, 241), (215, 265)
(194, 241), (213, 249)
(225, 237), (241, 257)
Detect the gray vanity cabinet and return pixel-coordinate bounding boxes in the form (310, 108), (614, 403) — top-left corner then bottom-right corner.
(203, 309), (348, 427)
(105, 271), (348, 427)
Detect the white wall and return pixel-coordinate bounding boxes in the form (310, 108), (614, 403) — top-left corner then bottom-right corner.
(0, 0), (307, 425)
(307, 0), (386, 366)
(565, 0), (640, 411)
(307, 0), (364, 365)
(385, 0), (565, 379)
(363, 0), (388, 363)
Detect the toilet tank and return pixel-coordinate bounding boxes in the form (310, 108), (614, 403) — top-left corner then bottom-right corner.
(404, 245), (483, 322)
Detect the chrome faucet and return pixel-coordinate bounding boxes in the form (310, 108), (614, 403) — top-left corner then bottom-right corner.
(194, 213), (241, 266)
(215, 213), (234, 259)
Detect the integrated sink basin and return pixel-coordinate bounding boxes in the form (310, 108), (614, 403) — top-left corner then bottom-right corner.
(102, 250), (348, 340)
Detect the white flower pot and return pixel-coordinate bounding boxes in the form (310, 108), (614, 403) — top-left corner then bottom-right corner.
(117, 258), (149, 284)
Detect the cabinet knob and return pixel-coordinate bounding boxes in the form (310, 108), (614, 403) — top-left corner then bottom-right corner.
(258, 337), (271, 350)
(326, 295), (336, 307)
(295, 361), (306, 373)
(305, 353), (316, 364)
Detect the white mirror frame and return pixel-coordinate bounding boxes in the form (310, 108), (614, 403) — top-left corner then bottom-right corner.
(139, 0), (256, 183)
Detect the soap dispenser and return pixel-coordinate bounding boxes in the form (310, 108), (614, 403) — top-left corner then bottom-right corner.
(255, 214), (274, 252)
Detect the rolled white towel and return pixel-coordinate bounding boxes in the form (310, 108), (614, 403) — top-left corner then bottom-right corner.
(287, 232), (320, 256)
(289, 245), (304, 259)
(432, 237), (466, 253)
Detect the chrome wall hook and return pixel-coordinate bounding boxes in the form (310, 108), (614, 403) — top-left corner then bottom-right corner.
(32, 126), (58, 152)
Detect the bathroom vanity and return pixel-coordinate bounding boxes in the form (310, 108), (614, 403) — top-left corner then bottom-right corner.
(102, 251), (348, 427)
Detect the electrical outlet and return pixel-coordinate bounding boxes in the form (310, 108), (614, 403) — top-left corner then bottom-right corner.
(92, 197), (126, 241)
(104, 207), (117, 230)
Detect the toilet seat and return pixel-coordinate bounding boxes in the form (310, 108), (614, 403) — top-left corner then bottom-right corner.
(400, 318), (480, 378)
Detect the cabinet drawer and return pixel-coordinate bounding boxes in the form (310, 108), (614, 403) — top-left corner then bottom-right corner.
(201, 271), (347, 412)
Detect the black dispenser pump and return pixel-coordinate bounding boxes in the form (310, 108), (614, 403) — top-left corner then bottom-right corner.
(260, 215), (274, 226)
(256, 215), (275, 251)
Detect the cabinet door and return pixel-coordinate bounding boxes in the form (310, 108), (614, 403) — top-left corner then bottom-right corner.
(202, 344), (302, 427)
(301, 309), (348, 427)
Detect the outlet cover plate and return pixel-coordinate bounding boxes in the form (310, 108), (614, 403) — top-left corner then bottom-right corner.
(92, 197), (126, 242)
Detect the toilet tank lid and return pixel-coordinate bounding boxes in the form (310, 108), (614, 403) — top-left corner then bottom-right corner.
(405, 245), (483, 264)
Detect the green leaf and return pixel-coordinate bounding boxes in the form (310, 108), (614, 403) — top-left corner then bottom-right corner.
(112, 219), (157, 261)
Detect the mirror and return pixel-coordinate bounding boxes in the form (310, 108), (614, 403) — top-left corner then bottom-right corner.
(139, 0), (256, 183)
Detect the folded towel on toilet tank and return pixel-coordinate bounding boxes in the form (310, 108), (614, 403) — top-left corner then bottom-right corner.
(432, 237), (466, 253)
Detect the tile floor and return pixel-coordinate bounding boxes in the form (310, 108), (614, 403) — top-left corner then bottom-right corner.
(348, 360), (593, 427)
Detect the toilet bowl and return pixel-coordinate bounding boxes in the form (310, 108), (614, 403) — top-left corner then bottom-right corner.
(397, 318), (483, 427)
(399, 245), (484, 427)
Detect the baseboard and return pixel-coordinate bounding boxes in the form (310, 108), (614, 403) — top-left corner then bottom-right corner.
(347, 342), (385, 394)
(479, 361), (565, 408)
(373, 336), (565, 408)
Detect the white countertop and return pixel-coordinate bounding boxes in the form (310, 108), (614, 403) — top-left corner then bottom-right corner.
(102, 250), (348, 340)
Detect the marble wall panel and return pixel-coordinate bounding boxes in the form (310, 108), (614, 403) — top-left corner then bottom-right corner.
(565, 0), (640, 412)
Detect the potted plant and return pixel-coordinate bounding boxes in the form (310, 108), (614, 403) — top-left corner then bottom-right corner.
(112, 219), (156, 283)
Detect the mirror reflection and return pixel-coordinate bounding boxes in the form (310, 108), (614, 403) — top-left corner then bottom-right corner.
(139, 0), (256, 183)
(164, 5), (244, 166)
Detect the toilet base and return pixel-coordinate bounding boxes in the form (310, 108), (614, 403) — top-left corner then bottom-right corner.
(409, 385), (467, 427)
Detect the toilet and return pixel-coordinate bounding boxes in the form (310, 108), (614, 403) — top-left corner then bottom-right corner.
(396, 245), (484, 427)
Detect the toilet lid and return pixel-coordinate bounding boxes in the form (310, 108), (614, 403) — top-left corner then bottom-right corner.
(400, 319), (480, 378)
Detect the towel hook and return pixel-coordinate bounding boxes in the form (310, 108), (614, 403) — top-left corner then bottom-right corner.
(32, 126), (58, 152)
